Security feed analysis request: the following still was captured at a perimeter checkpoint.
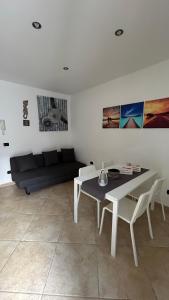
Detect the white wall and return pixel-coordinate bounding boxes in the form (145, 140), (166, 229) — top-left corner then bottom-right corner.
(71, 59), (169, 206)
(0, 80), (72, 184)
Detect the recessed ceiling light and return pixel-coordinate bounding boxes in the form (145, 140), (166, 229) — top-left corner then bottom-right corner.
(32, 22), (42, 29)
(63, 67), (69, 71)
(115, 29), (124, 36)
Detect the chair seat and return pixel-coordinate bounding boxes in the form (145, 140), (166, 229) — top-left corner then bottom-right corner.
(105, 198), (137, 223)
(129, 182), (153, 200)
(129, 186), (146, 199)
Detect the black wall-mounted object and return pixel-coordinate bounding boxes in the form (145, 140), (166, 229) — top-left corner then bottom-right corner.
(23, 120), (30, 126)
(167, 190), (169, 195)
(3, 142), (9, 146)
(7, 170), (11, 174)
(90, 161), (94, 165)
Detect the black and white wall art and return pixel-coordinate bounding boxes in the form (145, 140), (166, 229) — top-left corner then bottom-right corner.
(37, 96), (68, 131)
(23, 100), (30, 126)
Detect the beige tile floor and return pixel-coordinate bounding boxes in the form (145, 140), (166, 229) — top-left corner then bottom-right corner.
(0, 182), (169, 300)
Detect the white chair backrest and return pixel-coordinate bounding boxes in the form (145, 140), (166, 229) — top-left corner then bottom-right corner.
(149, 178), (165, 203)
(131, 191), (151, 224)
(79, 165), (96, 177)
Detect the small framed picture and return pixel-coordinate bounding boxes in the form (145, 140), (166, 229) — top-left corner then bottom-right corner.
(23, 120), (30, 126)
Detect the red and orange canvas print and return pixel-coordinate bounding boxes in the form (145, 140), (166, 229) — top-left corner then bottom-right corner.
(144, 98), (169, 128)
(102, 106), (120, 128)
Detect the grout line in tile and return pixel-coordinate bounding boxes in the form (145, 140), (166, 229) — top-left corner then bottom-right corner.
(0, 240), (20, 274)
(42, 292), (118, 299)
(0, 211), (73, 218)
(41, 243), (57, 295)
(21, 214), (37, 241)
(0, 290), (42, 296)
(1, 239), (169, 248)
(3, 239), (97, 246)
(0, 239), (21, 242)
(56, 216), (65, 243)
(47, 240), (169, 248)
(56, 240), (97, 245)
(96, 241), (100, 298)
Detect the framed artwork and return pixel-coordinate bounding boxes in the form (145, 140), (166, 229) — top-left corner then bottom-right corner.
(0, 120), (6, 135)
(37, 96), (68, 131)
(120, 102), (144, 128)
(143, 98), (169, 128)
(23, 100), (28, 119)
(23, 120), (30, 126)
(23, 100), (30, 126)
(102, 105), (120, 128)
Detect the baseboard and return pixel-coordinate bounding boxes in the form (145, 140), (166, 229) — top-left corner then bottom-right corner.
(0, 182), (15, 188)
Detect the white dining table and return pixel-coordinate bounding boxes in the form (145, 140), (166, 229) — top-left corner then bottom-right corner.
(74, 165), (157, 257)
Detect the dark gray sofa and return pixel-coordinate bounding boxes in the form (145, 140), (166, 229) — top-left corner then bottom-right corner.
(10, 152), (85, 194)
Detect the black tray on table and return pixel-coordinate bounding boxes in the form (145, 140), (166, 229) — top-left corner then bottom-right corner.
(108, 168), (120, 179)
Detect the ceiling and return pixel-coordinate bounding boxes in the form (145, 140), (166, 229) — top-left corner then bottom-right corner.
(1, 0), (169, 94)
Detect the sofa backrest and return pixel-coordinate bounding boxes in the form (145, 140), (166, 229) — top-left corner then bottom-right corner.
(10, 152), (63, 176)
(34, 154), (44, 168)
(10, 157), (19, 174)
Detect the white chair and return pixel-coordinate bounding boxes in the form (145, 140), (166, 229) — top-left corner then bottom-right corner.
(99, 192), (153, 266)
(129, 178), (166, 221)
(78, 165), (101, 228)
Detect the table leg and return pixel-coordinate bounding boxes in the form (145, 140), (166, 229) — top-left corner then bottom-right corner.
(74, 179), (80, 223)
(111, 201), (119, 257)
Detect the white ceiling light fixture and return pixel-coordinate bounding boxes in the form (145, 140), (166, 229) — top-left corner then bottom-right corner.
(32, 21), (42, 29)
(63, 67), (70, 71)
(115, 29), (124, 36)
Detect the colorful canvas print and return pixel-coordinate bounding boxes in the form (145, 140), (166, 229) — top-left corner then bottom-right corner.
(37, 96), (68, 131)
(120, 102), (144, 128)
(143, 98), (169, 128)
(102, 106), (120, 128)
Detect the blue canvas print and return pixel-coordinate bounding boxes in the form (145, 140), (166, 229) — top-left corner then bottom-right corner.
(120, 102), (144, 128)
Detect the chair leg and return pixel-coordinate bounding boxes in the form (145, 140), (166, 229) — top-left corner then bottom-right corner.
(99, 207), (106, 235)
(146, 208), (154, 239)
(97, 201), (100, 229)
(74, 181), (78, 223)
(130, 224), (138, 267)
(74, 184), (81, 223)
(131, 195), (138, 202)
(150, 198), (155, 211)
(161, 200), (166, 221)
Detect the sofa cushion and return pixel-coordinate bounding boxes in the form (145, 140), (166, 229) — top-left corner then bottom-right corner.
(43, 150), (59, 166)
(61, 148), (75, 162)
(15, 153), (37, 172)
(14, 161), (85, 188)
(57, 151), (62, 163)
(10, 157), (19, 174)
(34, 154), (44, 168)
